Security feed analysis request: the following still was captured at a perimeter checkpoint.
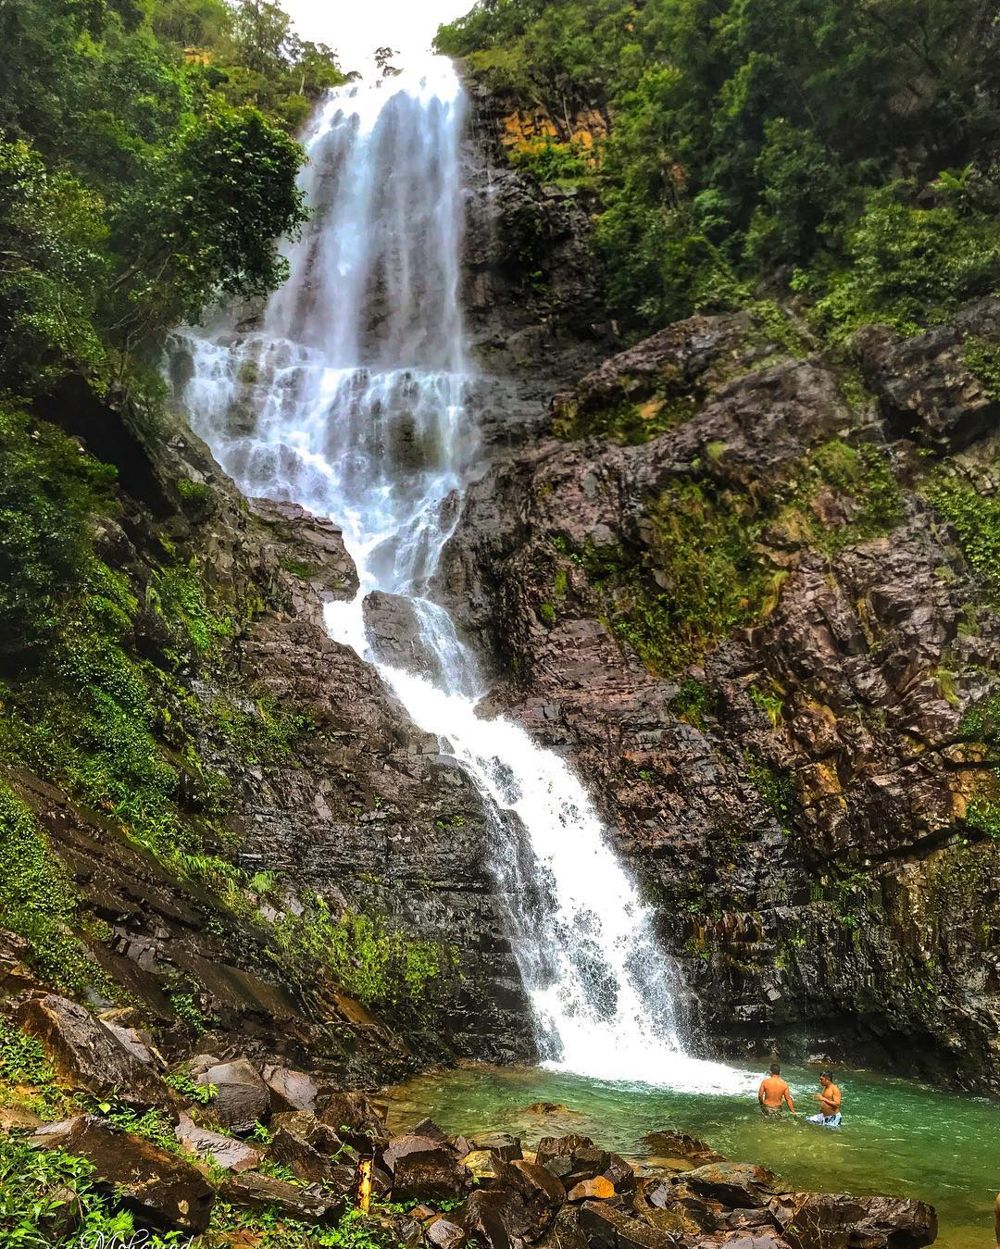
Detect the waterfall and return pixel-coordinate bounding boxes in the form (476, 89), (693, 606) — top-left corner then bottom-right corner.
(173, 59), (746, 1093)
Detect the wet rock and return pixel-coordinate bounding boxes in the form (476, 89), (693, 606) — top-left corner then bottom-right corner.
(569, 1177), (616, 1201)
(393, 1146), (469, 1203)
(494, 1157), (567, 1233)
(428, 1216), (468, 1249)
(270, 1125), (355, 1185)
(30, 1116), (214, 1233)
(578, 1200), (679, 1249)
(459, 1187), (532, 1249)
(364, 592), (452, 683)
(318, 1090), (388, 1140)
(16, 995), (171, 1111)
(538, 1136), (612, 1187)
(685, 1164), (777, 1210)
(103, 1022), (158, 1068)
(220, 1172), (346, 1224)
(175, 1112), (263, 1173)
(263, 1064), (322, 1113)
(642, 1133), (726, 1166)
(604, 1154), (637, 1196)
(199, 1058), (270, 1133)
(413, 1117), (452, 1144)
(473, 1131), (524, 1161)
(768, 1192), (937, 1249)
(250, 498), (360, 600)
(464, 1148), (500, 1180)
(691, 1233), (792, 1249)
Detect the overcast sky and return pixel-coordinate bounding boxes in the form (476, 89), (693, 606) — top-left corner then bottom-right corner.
(281, 0), (474, 76)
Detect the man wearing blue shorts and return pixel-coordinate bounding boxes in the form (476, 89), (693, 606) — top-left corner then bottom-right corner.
(807, 1071), (842, 1128)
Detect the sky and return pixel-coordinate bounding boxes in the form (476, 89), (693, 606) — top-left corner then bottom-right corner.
(281, 0), (474, 77)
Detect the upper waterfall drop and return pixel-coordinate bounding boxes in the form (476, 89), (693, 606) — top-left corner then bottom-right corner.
(174, 58), (749, 1094)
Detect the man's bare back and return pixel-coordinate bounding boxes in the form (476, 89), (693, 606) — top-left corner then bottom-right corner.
(758, 1067), (795, 1114)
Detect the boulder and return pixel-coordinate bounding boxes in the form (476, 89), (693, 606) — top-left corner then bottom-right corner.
(393, 1146), (469, 1202)
(494, 1158), (567, 1208)
(464, 1148), (499, 1181)
(493, 1157), (567, 1237)
(428, 1216), (467, 1249)
(684, 1163), (777, 1209)
(317, 1089), (388, 1147)
(262, 1064), (322, 1113)
(537, 1135), (595, 1167)
(413, 1117), (452, 1144)
(269, 1124), (354, 1189)
(472, 1131), (523, 1161)
(101, 1022), (158, 1068)
(604, 1154), (637, 1196)
(578, 1201), (679, 1249)
(30, 1116), (214, 1233)
(16, 995), (171, 1111)
(220, 1172), (346, 1224)
(641, 1132), (726, 1166)
(538, 1136), (611, 1188)
(569, 1177), (616, 1202)
(459, 1188), (532, 1249)
(768, 1192), (937, 1249)
(271, 1109), (350, 1158)
(199, 1058), (270, 1133)
(175, 1112), (263, 1173)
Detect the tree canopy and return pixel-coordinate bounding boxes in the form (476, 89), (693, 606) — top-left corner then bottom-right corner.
(0, 0), (349, 397)
(438, 0), (1000, 336)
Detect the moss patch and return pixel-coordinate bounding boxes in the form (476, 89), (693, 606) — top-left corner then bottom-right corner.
(928, 476), (1000, 603)
(0, 783), (105, 995)
(579, 479), (777, 673)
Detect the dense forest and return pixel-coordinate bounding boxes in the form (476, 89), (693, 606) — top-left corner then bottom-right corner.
(437, 0), (1000, 337)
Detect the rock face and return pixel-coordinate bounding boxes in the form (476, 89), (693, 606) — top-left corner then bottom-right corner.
(440, 301), (1000, 1091)
(459, 70), (613, 452)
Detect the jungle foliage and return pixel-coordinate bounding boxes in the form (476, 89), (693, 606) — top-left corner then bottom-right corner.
(437, 0), (1000, 336)
(0, 0), (348, 395)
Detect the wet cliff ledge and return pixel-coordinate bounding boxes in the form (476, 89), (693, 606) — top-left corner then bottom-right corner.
(440, 298), (1000, 1094)
(0, 377), (534, 1095)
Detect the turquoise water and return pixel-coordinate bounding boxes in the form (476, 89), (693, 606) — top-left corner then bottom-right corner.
(386, 1063), (999, 1249)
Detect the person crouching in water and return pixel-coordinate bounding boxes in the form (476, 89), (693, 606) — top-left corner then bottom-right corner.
(758, 1064), (795, 1117)
(807, 1071), (843, 1128)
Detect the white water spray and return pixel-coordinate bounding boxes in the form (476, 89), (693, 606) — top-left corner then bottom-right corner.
(174, 60), (747, 1094)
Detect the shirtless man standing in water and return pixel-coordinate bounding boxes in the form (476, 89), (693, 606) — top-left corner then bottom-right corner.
(758, 1064), (796, 1116)
(808, 1071), (843, 1128)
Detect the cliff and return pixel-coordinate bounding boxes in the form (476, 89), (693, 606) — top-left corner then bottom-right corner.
(439, 297), (1000, 1093)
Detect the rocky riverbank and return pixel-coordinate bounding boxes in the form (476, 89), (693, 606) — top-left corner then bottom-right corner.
(0, 992), (938, 1247)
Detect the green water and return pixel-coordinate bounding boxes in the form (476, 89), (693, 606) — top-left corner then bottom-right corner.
(386, 1063), (998, 1249)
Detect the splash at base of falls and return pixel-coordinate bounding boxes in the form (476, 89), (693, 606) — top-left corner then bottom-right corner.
(175, 57), (751, 1096)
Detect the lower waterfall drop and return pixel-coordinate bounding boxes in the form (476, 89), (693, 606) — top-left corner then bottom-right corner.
(174, 58), (747, 1093)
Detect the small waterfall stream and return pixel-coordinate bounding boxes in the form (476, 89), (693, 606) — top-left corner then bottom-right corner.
(174, 60), (744, 1092)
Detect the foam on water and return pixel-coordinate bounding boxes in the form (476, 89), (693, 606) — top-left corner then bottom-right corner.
(172, 59), (751, 1095)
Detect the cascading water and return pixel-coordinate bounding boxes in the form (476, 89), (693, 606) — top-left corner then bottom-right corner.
(174, 59), (747, 1094)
